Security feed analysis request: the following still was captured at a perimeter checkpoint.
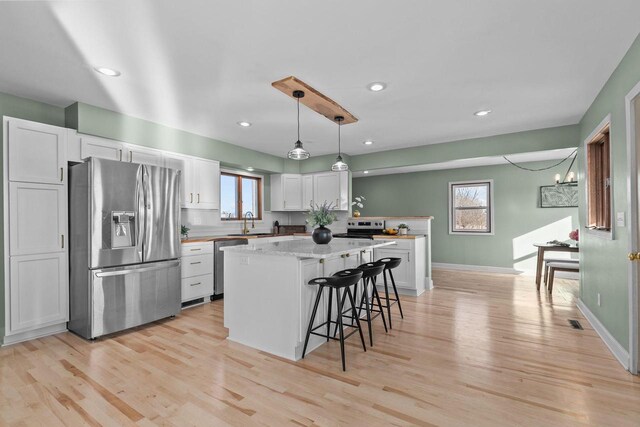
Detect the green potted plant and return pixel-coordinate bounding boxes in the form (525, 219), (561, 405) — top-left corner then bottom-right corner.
(397, 223), (409, 236)
(181, 225), (190, 240)
(308, 201), (338, 244)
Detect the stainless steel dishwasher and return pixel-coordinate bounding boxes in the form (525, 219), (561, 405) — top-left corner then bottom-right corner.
(213, 238), (248, 299)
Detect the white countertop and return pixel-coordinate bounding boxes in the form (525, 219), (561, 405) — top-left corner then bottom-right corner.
(221, 238), (396, 259)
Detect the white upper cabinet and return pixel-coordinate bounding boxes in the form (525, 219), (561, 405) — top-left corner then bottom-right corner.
(164, 155), (220, 210)
(125, 145), (164, 167)
(80, 135), (125, 162)
(9, 182), (67, 256)
(193, 158), (220, 210)
(312, 171), (349, 210)
(164, 153), (192, 208)
(302, 174), (314, 209)
(313, 172), (341, 208)
(271, 174), (303, 211)
(271, 171), (349, 211)
(8, 119), (66, 185)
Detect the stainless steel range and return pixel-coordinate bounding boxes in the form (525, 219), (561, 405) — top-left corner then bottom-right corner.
(333, 220), (386, 239)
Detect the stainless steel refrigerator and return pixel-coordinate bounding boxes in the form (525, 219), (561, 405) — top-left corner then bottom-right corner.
(68, 157), (181, 339)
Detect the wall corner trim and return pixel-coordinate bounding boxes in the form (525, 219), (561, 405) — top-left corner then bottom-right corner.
(577, 299), (630, 371)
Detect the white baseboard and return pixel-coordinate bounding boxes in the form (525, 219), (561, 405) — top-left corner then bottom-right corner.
(432, 262), (523, 275)
(577, 299), (630, 370)
(432, 263), (579, 280)
(2, 323), (67, 346)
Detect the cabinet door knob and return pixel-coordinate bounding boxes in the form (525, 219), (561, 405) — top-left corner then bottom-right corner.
(61, 234), (64, 249)
(129, 151), (133, 162)
(190, 193), (193, 203)
(60, 167), (63, 182)
(119, 149), (122, 161)
(197, 193), (200, 203)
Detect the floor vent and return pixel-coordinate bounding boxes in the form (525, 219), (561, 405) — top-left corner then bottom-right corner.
(568, 319), (583, 330)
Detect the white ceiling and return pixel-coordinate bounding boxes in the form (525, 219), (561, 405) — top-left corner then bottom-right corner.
(0, 1), (638, 158)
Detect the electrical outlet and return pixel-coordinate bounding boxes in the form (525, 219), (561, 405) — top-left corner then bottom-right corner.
(616, 212), (625, 227)
(240, 256), (249, 265)
(597, 293), (601, 306)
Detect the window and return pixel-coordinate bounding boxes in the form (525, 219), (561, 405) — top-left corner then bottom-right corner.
(586, 123), (611, 231)
(220, 172), (262, 220)
(449, 180), (493, 234)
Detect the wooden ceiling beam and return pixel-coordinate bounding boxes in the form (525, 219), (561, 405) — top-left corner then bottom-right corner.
(272, 76), (358, 124)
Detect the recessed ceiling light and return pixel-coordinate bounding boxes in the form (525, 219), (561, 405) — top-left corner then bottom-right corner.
(237, 121), (252, 127)
(363, 170), (369, 174)
(474, 109), (492, 117)
(94, 67), (121, 77)
(247, 167), (254, 171)
(367, 82), (386, 92)
(363, 140), (374, 145)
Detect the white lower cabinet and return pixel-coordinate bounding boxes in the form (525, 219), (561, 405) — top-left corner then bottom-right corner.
(180, 242), (214, 304)
(8, 252), (68, 334)
(373, 237), (427, 296)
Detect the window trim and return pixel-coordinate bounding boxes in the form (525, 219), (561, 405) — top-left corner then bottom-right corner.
(583, 114), (614, 240)
(220, 169), (264, 221)
(448, 179), (495, 236)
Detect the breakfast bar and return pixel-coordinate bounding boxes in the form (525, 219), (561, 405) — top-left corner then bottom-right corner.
(222, 238), (396, 360)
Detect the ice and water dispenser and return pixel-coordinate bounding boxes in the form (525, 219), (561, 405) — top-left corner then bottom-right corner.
(111, 211), (136, 248)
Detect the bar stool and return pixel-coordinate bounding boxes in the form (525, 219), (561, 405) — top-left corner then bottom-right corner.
(302, 269), (366, 371)
(376, 257), (404, 329)
(332, 263), (388, 346)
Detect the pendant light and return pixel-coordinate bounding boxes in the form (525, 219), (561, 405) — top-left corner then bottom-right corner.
(331, 115), (348, 171)
(287, 90), (310, 160)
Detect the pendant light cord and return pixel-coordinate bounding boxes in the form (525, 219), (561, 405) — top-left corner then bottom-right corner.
(297, 96), (300, 141)
(502, 149), (577, 172)
(338, 120), (341, 155)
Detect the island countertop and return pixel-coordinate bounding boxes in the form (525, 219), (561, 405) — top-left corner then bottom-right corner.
(221, 238), (396, 259)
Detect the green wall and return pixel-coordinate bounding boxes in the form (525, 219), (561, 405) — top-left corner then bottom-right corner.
(350, 125), (579, 172)
(353, 160), (579, 270)
(577, 33), (640, 350)
(66, 102), (298, 174)
(0, 92), (66, 342)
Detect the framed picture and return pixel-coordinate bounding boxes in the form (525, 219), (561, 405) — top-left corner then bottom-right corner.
(540, 184), (579, 208)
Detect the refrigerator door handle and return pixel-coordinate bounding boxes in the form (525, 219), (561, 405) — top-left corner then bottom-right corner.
(94, 260), (180, 277)
(135, 166), (145, 259)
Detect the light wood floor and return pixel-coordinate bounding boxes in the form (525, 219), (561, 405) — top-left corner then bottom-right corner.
(2, 270), (640, 426)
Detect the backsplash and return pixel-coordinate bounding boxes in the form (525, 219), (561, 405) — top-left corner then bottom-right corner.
(182, 210), (349, 237)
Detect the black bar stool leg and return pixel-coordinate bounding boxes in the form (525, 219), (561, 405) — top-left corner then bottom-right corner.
(389, 270), (404, 319)
(335, 288), (346, 371)
(346, 286), (366, 352)
(383, 270), (393, 329)
(363, 277), (373, 346)
(333, 289), (350, 338)
(371, 277), (388, 332)
(326, 286), (333, 342)
(302, 285), (324, 359)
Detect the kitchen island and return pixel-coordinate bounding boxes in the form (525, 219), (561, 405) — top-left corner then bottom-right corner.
(222, 238), (396, 360)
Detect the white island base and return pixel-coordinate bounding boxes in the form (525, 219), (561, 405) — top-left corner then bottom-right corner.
(222, 239), (395, 361)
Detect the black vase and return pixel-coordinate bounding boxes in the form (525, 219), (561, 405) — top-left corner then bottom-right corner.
(312, 226), (333, 244)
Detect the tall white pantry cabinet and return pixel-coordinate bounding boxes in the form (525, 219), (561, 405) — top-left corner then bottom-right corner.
(3, 117), (69, 345)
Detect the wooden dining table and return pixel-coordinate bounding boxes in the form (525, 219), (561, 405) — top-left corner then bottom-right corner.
(533, 243), (579, 290)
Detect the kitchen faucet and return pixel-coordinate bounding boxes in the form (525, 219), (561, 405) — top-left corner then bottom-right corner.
(243, 211), (255, 234)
